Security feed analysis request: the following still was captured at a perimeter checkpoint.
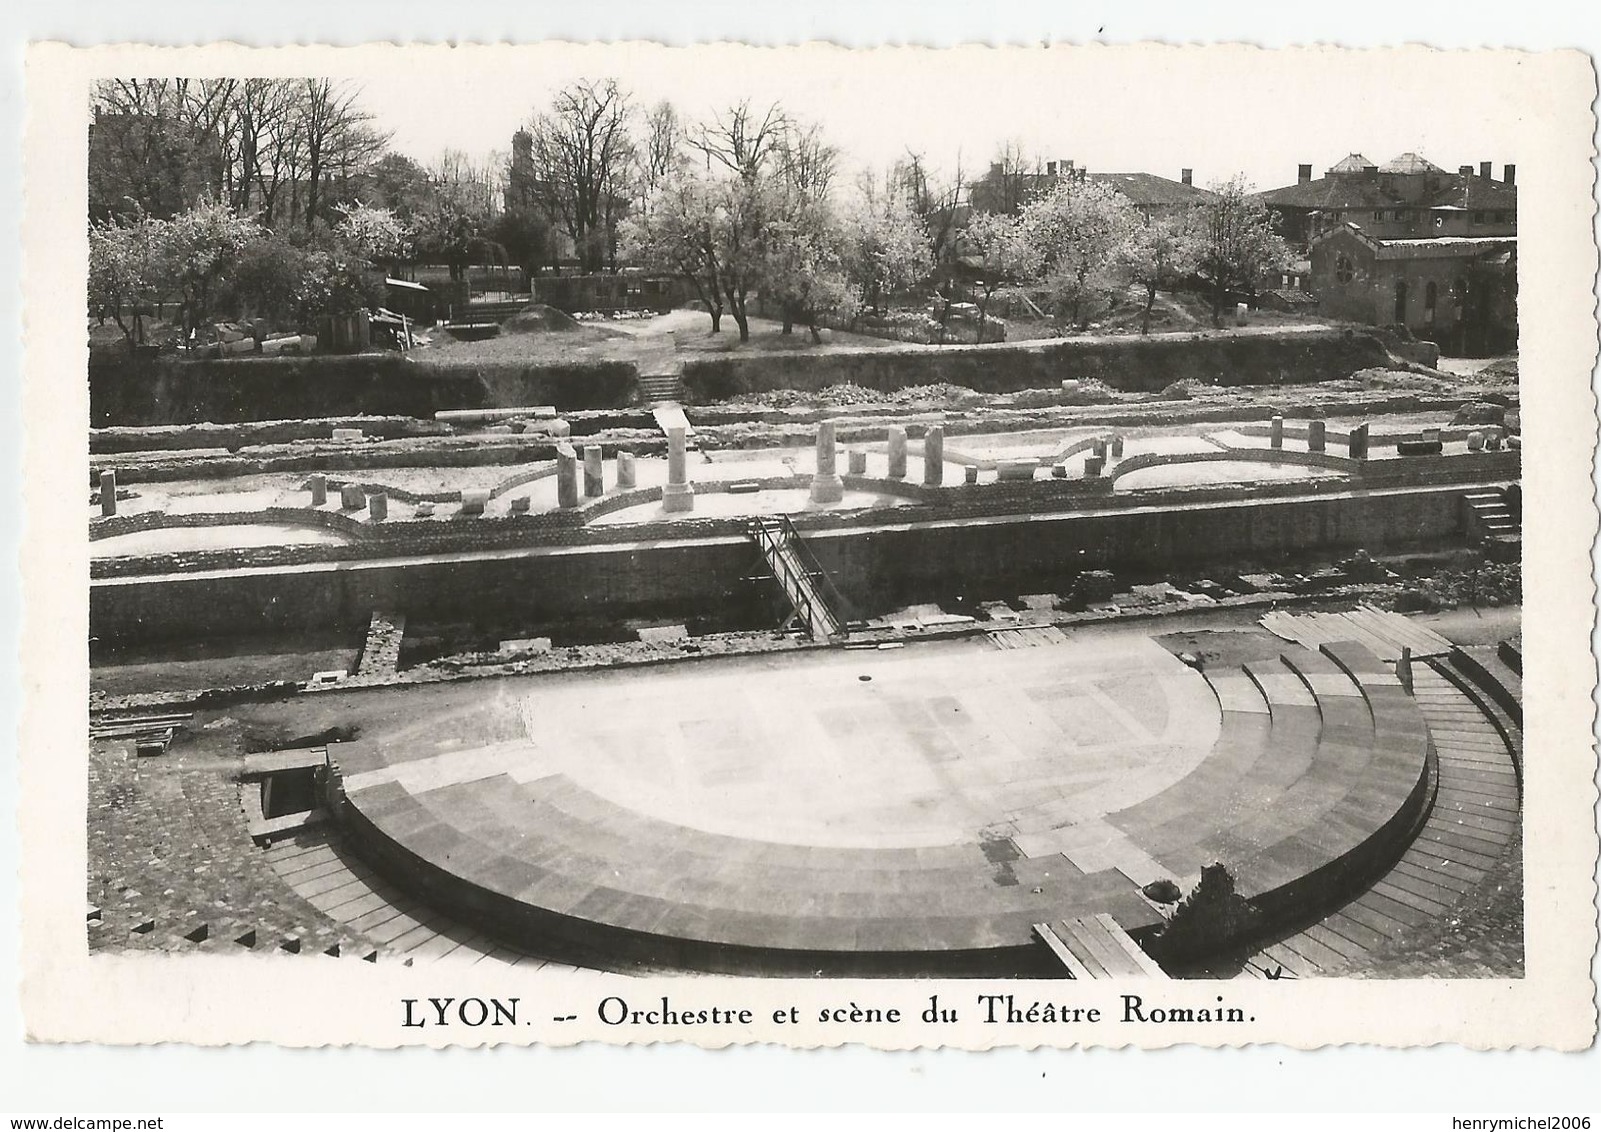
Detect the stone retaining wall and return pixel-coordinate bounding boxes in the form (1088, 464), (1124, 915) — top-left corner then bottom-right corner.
(682, 329), (1396, 401)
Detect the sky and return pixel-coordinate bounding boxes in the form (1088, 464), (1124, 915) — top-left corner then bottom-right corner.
(343, 43), (1540, 192)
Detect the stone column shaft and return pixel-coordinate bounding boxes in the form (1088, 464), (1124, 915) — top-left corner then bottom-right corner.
(556, 445), (580, 508)
(662, 427), (694, 512)
(810, 419), (844, 503)
(887, 426), (908, 478)
(923, 426), (945, 486)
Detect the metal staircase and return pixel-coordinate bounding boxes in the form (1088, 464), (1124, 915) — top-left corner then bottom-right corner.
(748, 516), (851, 641)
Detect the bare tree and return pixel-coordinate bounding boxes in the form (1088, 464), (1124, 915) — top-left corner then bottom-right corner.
(637, 99), (687, 200)
(527, 78), (636, 273)
(297, 79), (388, 229)
(692, 99), (788, 183)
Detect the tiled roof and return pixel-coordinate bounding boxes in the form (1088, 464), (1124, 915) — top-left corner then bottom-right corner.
(1328, 153), (1377, 173)
(1380, 152), (1445, 174)
(1372, 236), (1517, 260)
(1313, 225), (1517, 260)
(1088, 171), (1217, 207)
(1257, 170), (1516, 214)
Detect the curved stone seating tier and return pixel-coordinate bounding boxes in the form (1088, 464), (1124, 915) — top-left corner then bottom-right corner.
(1108, 641), (1432, 928)
(340, 769), (1155, 975)
(333, 638), (1431, 975)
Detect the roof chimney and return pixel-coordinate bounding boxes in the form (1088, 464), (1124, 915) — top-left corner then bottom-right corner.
(1297, 163), (1313, 184)
(1503, 163), (1516, 186)
(1479, 161), (1492, 180)
(1181, 168), (1193, 186)
(1458, 165), (1474, 177)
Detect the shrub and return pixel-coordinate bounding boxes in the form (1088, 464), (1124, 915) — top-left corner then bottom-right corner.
(1147, 862), (1264, 964)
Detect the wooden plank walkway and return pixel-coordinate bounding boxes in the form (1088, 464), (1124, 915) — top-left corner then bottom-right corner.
(1034, 914), (1168, 978)
(262, 829), (584, 972)
(988, 626), (1070, 649)
(1240, 665), (1520, 978)
(1260, 606), (1453, 662)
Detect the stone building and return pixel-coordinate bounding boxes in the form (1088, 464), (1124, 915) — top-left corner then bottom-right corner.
(1257, 153), (1517, 251)
(968, 159), (1215, 218)
(1308, 224), (1516, 355)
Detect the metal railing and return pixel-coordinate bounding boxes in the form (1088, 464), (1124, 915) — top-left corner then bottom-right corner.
(749, 516), (849, 640)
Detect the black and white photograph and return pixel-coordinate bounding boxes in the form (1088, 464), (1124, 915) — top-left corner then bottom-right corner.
(13, 35), (1599, 1067)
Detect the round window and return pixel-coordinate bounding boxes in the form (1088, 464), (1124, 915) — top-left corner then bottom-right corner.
(1335, 254), (1354, 284)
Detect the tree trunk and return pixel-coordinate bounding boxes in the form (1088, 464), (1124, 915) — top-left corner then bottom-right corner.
(781, 307), (794, 335)
(710, 309), (722, 333)
(1142, 284), (1157, 336)
(809, 320), (823, 345)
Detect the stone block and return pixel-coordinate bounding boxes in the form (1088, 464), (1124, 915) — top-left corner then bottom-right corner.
(847, 449), (867, 475)
(508, 495), (531, 513)
(99, 471), (117, 517)
(964, 465), (979, 484)
(459, 488), (489, 515)
(728, 481), (760, 494)
(1466, 430), (1485, 451)
(331, 428), (364, 443)
(1084, 455), (1105, 477)
(367, 492), (388, 521)
(1110, 436), (1125, 458)
(1348, 423), (1370, 460)
(415, 502), (435, 517)
(1051, 463), (1068, 478)
(308, 474), (327, 506)
(1307, 419), (1326, 453)
(339, 484), (365, 510)
(997, 460), (1038, 482)
(548, 419), (572, 438)
(583, 446), (604, 497)
(616, 451), (637, 488)
(220, 337), (255, 356)
(1270, 415), (1284, 449)
(1485, 432), (1502, 451)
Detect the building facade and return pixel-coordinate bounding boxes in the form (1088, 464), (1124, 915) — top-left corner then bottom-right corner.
(1308, 224), (1516, 355)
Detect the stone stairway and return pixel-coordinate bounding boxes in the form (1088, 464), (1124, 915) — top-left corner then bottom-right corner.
(262, 828), (583, 971)
(355, 610), (406, 679)
(1463, 488), (1521, 558)
(1238, 661), (1521, 978)
(638, 371), (686, 403)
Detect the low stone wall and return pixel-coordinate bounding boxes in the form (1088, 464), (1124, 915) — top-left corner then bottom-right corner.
(1105, 447), (1359, 485)
(682, 329), (1396, 402)
(90, 416), (449, 454)
(90, 506), (369, 543)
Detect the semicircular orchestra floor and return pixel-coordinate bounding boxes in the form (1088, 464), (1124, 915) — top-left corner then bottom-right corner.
(333, 634), (1432, 975)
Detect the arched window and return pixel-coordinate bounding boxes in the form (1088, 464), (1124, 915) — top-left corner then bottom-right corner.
(1335, 254), (1354, 284)
(1394, 280), (1408, 323)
